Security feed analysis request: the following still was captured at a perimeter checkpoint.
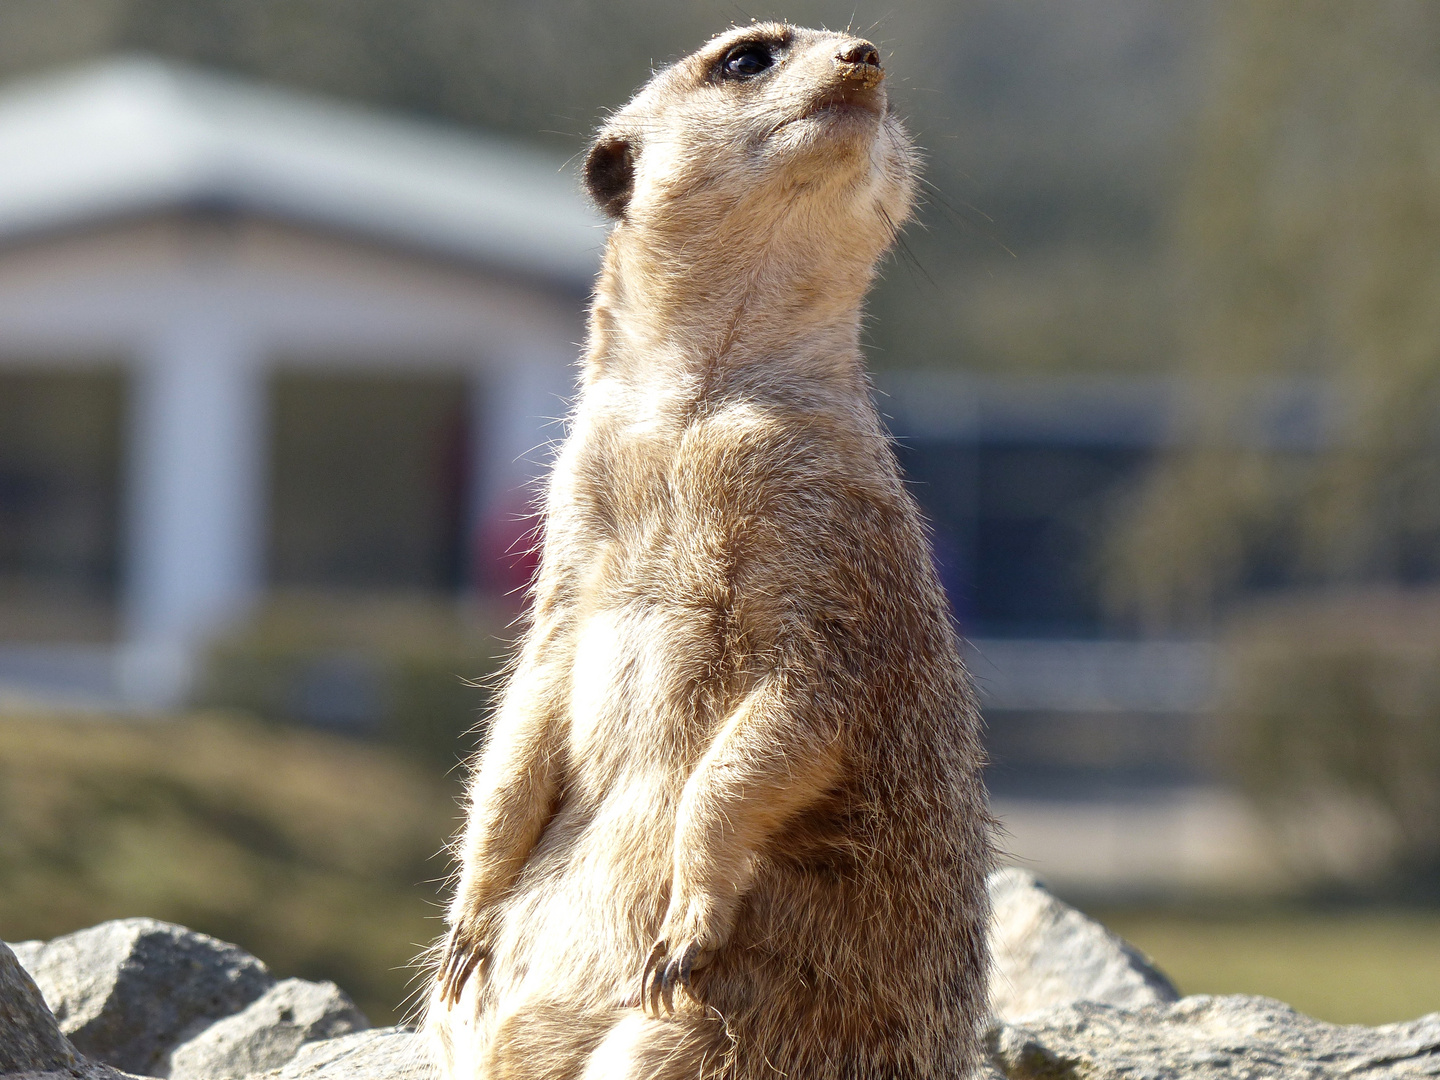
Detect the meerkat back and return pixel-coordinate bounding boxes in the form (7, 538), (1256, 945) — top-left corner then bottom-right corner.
(428, 24), (993, 1080)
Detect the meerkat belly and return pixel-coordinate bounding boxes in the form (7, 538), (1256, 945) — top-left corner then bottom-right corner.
(480, 599), (732, 1004)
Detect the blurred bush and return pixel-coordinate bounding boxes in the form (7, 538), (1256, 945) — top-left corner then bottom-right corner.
(1219, 590), (1440, 884)
(196, 592), (510, 766)
(0, 710), (459, 1024)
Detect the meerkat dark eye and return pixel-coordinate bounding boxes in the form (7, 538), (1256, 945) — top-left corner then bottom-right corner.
(721, 42), (775, 79)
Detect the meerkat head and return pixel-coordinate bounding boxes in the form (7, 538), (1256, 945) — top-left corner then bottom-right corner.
(583, 23), (917, 272)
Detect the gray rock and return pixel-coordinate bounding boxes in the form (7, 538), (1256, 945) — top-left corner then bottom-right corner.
(0, 940), (143, 1080)
(168, 978), (369, 1079)
(15, 918), (275, 1077)
(1, 940), (82, 1075)
(8, 941), (45, 975)
(987, 996), (1440, 1079)
(2, 1067), (148, 1079)
(988, 867), (1179, 1020)
(14, 907), (1440, 1080)
(257, 1028), (436, 1080)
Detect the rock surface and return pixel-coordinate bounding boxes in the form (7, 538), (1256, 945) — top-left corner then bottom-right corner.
(1, 940), (84, 1075)
(989, 866), (1179, 1020)
(168, 979), (370, 1080)
(8, 874), (1440, 1080)
(988, 995), (1440, 1079)
(0, 940), (141, 1080)
(256, 1029), (435, 1080)
(15, 919), (274, 1076)
(7, 941), (44, 978)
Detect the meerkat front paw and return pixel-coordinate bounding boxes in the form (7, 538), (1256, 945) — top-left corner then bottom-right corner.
(436, 914), (492, 1006)
(640, 895), (732, 1016)
(641, 935), (713, 1016)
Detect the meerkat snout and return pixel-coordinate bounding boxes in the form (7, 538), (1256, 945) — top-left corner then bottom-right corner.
(837, 40), (881, 69)
(834, 38), (884, 90)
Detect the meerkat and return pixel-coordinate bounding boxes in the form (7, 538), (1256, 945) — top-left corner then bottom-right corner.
(428, 22), (993, 1080)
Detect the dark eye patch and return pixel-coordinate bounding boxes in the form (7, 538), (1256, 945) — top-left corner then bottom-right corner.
(719, 40), (777, 79)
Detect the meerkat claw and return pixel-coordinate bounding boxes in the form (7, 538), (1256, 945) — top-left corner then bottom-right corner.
(439, 928), (484, 1005)
(678, 941), (698, 987)
(661, 963), (677, 1014)
(657, 940), (702, 1014)
(642, 940), (668, 1016)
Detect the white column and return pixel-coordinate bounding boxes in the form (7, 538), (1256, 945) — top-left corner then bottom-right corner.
(467, 353), (574, 597)
(120, 319), (266, 707)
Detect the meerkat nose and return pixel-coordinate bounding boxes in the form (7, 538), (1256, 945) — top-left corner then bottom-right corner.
(837, 40), (881, 69)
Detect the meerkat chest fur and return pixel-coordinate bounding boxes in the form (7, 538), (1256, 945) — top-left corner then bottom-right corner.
(556, 389), (811, 785)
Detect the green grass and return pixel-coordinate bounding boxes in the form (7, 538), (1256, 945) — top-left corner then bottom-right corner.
(0, 710), (463, 1026)
(1095, 908), (1440, 1026)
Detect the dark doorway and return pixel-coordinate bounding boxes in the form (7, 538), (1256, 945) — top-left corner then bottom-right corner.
(269, 371), (468, 591)
(0, 368), (124, 641)
(896, 438), (1152, 638)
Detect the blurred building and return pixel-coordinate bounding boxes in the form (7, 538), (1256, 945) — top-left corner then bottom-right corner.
(0, 55), (1305, 893)
(0, 59), (1225, 810)
(0, 60), (1222, 752)
(0, 58), (600, 706)
(875, 373), (1213, 800)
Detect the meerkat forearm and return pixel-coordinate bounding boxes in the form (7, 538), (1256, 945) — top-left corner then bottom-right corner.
(643, 675), (843, 1013)
(438, 640), (571, 1002)
(455, 628), (575, 886)
(453, 702), (562, 909)
(465, 610), (572, 802)
(673, 679), (842, 906)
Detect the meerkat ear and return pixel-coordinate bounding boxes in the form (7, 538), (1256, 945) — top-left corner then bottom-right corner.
(584, 135), (636, 219)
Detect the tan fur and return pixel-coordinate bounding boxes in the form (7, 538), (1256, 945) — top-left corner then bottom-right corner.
(427, 23), (993, 1080)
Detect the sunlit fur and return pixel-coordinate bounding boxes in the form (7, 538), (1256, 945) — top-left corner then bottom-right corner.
(427, 23), (993, 1080)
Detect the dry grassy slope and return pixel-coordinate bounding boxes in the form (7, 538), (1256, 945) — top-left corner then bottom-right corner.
(0, 710), (461, 1026)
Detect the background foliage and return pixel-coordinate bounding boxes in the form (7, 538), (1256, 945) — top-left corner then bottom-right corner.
(1218, 592), (1440, 882)
(1086, 1), (1440, 873)
(0, 711), (460, 1025)
(198, 593), (509, 765)
(1106, 1), (1440, 624)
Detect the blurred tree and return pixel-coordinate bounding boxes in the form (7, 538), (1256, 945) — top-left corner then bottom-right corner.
(0, 0), (1204, 374)
(1105, 0), (1440, 625)
(1096, 1), (1440, 883)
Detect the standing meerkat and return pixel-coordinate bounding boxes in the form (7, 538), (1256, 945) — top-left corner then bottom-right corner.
(428, 22), (993, 1080)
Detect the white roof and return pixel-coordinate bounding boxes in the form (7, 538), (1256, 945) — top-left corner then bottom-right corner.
(0, 58), (605, 286)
